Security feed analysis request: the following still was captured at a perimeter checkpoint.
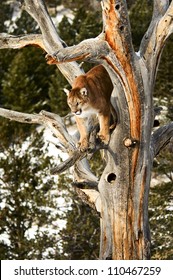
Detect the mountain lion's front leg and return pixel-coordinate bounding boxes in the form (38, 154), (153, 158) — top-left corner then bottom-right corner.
(75, 116), (89, 151)
(97, 113), (110, 145)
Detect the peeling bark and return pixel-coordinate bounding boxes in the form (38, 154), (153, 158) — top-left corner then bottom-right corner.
(0, 0), (173, 259)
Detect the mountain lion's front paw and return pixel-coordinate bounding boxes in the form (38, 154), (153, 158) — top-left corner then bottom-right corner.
(97, 133), (110, 145)
(77, 138), (89, 152)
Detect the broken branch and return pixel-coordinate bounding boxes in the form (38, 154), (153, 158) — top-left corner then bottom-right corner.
(0, 34), (45, 50)
(75, 187), (101, 213)
(23, 0), (83, 84)
(151, 122), (173, 157)
(140, 1), (173, 77)
(50, 38), (110, 64)
(0, 107), (98, 185)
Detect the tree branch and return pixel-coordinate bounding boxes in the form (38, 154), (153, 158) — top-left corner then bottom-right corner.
(22, 0), (83, 84)
(51, 0), (137, 76)
(0, 107), (42, 124)
(0, 108), (75, 150)
(151, 122), (173, 157)
(51, 150), (86, 174)
(48, 37), (110, 64)
(0, 33), (45, 50)
(75, 187), (101, 213)
(23, 0), (64, 52)
(0, 107), (98, 186)
(140, 0), (169, 57)
(140, 0), (173, 79)
(0, 0), (83, 85)
(156, 2), (173, 41)
(153, 0), (169, 18)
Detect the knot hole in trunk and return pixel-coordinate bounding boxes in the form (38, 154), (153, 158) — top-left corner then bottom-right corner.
(106, 173), (116, 184)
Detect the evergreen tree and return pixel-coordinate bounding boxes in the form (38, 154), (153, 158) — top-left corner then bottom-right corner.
(129, 0), (153, 50)
(0, 131), (63, 259)
(48, 68), (69, 116)
(0, 0), (12, 33)
(149, 179), (173, 260)
(59, 200), (100, 260)
(2, 47), (54, 113)
(0, 46), (56, 148)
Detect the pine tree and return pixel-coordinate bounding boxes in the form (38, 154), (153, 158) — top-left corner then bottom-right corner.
(48, 68), (70, 116)
(0, 0), (12, 33)
(0, 2), (64, 259)
(149, 179), (173, 259)
(59, 200), (100, 259)
(0, 131), (63, 259)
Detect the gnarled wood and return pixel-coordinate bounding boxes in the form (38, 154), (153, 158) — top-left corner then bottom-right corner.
(0, 34), (44, 50)
(23, 0), (83, 84)
(151, 123), (173, 157)
(0, 107), (98, 190)
(0, 0), (173, 260)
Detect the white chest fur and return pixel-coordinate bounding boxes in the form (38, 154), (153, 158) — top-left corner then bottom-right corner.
(76, 107), (99, 118)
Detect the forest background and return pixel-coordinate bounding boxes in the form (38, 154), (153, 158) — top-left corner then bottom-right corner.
(0, 0), (172, 260)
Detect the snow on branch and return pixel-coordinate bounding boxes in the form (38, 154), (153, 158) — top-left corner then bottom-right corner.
(151, 122), (173, 157)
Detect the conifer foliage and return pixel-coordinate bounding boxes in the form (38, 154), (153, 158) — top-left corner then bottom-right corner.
(0, 132), (62, 259)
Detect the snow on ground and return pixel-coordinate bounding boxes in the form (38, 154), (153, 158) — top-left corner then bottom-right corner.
(0, 126), (72, 251)
(5, 2), (74, 33)
(52, 5), (74, 25)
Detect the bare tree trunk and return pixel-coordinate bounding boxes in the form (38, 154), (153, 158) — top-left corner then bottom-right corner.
(0, 0), (173, 259)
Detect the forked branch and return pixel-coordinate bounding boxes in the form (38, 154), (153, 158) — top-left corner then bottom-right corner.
(22, 0), (83, 84)
(140, 0), (173, 77)
(49, 37), (110, 64)
(0, 107), (98, 186)
(0, 0), (83, 84)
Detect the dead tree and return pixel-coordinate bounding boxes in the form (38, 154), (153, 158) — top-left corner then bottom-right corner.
(0, 0), (173, 260)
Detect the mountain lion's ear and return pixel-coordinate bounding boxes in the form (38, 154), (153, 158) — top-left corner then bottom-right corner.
(80, 87), (87, 96)
(63, 88), (70, 96)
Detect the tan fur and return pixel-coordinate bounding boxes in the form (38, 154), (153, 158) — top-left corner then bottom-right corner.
(67, 65), (115, 151)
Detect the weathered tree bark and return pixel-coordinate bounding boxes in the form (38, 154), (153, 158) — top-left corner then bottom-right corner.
(0, 0), (173, 259)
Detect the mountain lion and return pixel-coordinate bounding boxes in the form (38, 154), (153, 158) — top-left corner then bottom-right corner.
(65, 65), (116, 151)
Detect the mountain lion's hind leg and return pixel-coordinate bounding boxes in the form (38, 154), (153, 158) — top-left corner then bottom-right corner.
(97, 113), (110, 145)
